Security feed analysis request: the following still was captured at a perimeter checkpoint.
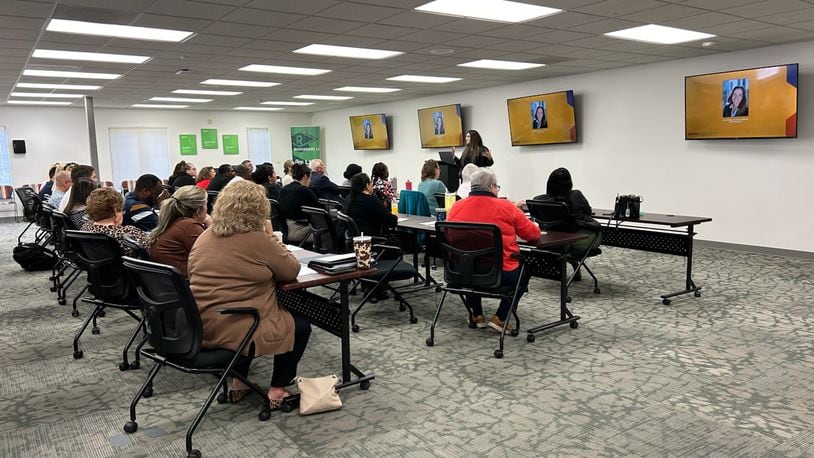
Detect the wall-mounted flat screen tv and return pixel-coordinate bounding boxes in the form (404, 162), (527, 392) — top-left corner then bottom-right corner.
(507, 90), (577, 146)
(418, 103), (463, 148)
(685, 63), (798, 139)
(349, 113), (390, 150)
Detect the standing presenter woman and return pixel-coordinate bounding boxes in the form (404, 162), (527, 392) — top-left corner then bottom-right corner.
(451, 129), (493, 169)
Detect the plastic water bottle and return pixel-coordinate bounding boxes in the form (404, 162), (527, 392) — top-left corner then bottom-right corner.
(624, 206), (630, 218)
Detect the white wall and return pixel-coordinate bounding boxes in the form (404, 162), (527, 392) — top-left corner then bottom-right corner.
(1, 107), (310, 187)
(312, 40), (814, 253)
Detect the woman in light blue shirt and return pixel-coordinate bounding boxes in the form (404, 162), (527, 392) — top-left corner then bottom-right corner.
(417, 159), (447, 213)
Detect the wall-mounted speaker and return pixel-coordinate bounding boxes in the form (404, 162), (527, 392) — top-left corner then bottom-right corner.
(12, 140), (26, 154)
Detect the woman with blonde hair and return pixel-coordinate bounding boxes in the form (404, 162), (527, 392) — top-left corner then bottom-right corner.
(148, 186), (211, 278)
(188, 180), (309, 408)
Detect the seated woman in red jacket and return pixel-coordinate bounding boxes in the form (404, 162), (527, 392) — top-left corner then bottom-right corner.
(447, 168), (541, 332)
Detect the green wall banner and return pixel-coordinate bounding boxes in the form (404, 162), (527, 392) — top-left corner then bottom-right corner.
(223, 135), (239, 155)
(179, 134), (197, 155)
(201, 128), (218, 149)
(290, 126), (320, 162)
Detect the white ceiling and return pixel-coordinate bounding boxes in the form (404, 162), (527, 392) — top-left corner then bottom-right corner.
(2, 0), (814, 112)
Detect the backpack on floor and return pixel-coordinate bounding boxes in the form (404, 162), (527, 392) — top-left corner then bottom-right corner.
(13, 243), (57, 271)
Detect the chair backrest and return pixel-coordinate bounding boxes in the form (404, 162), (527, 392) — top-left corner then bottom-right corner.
(398, 190), (431, 217)
(23, 183), (43, 193)
(122, 256), (203, 359)
(526, 199), (573, 232)
(121, 180), (137, 194)
(65, 230), (133, 303)
(15, 187), (41, 222)
(267, 198), (287, 240)
(121, 233), (150, 260)
(337, 185), (351, 199)
(319, 198), (342, 213)
(0, 185), (14, 200)
(435, 222), (503, 289)
(102, 181), (114, 188)
(302, 205), (342, 253)
(336, 211), (360, 252)
(434, 193), (446, 210)
(39, 205), (55, 232)
(50, 211), (74, 256)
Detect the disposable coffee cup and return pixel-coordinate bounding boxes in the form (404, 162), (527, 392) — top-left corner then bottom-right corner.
(273, 231), (283, 241)
(435, 209), (446, 222)
(353, 235), (372, 269)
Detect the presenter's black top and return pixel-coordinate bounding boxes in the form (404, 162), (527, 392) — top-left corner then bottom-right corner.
(343, 193), (397, 237)
(279, 181), (320, 221)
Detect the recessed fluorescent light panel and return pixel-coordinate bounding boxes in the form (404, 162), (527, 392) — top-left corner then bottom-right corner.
(10, 92), (84, 98)
(201, 79), (280, 87)
(7, 100), (72, 106)
(32, 49), (150, 64)
(334, 86), (401, 93)
(386, 75), (461, 83)
(458, 59), (544, 70)
(173, 89), (242, 96)
(46, 18), (193, 42)
(23, 69), (120, 79)
(415, 0), (562, 23)
(240, 64), (331, 76)
(605, 24), (715, 44)
(234, 107), (284, 111)
(261, 101), (314, 106)
(132, 104), (189, 109)
(293, 95), (353, 101)
(16, 82), (100, 90)
(294, 44), (403, 60)
(150, 97), (211, 103)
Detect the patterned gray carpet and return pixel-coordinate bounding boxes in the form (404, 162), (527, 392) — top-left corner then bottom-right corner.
(1, 220), (813, 457)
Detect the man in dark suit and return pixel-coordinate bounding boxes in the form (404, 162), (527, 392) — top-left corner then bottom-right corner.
(309, 159), (341, 201)
(206, 164), (235, 192)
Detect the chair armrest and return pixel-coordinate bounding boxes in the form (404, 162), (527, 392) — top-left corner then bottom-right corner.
(218, 307), (259, 317)
(373, 244), (404, 261)
(370, 236), (388, 245)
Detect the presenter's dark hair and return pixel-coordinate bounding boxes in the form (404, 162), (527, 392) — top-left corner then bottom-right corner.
(546, 167), (573, 200)
(461, 130), (486, 165)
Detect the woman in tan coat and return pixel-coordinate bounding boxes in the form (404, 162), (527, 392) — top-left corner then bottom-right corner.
(188, 180), (309, 409)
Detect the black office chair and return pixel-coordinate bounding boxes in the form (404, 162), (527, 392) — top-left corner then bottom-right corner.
(121, 233), (151, 261)
(526, 200), (601, 298)
(15, 187), (42, 243)
(206, 191), (219, 214)
(268, 198), (288, 243)
(337, 212), (418, 332)
(427, 222), (524, 359)
(337, 185), (352, 200)
(121, 257), (271, 458)
(64, 230), (147, 371)
(302, 206), (343, 254)
(50, 211), (84, 308)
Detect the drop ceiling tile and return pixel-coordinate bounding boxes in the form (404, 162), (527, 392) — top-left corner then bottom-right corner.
(446, 35), (508, 48)
(571, 18), (643, 34)
(290, 16), (367, 34)
(762, 7), (814, 25)
(568, 36), (623, 49)
(315, 2), (402, 22)
(318, 36), (388, 48)
(664, 12), (743, 30)
(221, 8), (304, 27)
(347, 23), (419, 39)
(727, 0), (812, 17)
(0, 14), (45, 30)
(680, 0), (762, 7)
(147, 0), (236, 20)
(485, 40), (549, 52)
(263, 28), (334, 44)
(0, 1), (55, 18)
(201, 21), (271, 38)
(244, 0), (340, 15)
(57, 0), (155, 10)
(521, 44), (587, 56)
(376, 40), (435, 53)
(622, 4), (710, 22)
(734, 28), (814, 43)
(529, 29), (595, 44)
(452, 49), (511, 60)
(185, 34), (254, 48)
(481, 24), (554, 40)
(0, 28), (38, 42)
(399, 30), (468, 44)
(712, 19), (777, 35)
(525, 11), (604, 29)
(437, 18), (505, 35)
(134, 14), (213, 32)
(573, 0), (669, 16)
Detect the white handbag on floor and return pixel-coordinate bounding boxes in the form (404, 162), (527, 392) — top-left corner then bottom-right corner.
(296, 374), (342, 415)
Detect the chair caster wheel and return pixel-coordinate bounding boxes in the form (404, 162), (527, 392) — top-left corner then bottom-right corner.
(662, 299), (671, 305)
(129, 361), (140, 370)
(217, 393), (227, 404)
(425, 338), (434, 347)
(435, 286), (442, 293)
(259, 409), (271, 421)
(71, 310), (80, 317)
(97, 310), (106, 317)
(281, 402), (294, 413)
(143, 387), (153, 398)
(123, 421), (138, 434)
(188, 450), (202, 458)
(570, 321), (579, 329)
(527, 334), (536, 343)
(351, 324), (360, 333)
(494, 349), (503, 359)
(694, 291), (701, 297)
(50, 286), (57, 292)
(409, 317), (418, 324)
(360, 380), (371, 390)
(119, 362), (130, 371)
(398, 304), (406, 312)
(73, 350), (83, 359)
(510, 329), (519, 337)
(58, 299), (66, 305)
(594, 288), (601, 294)
(565, 296), (572, 303)
(91, 326), (100, 335)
